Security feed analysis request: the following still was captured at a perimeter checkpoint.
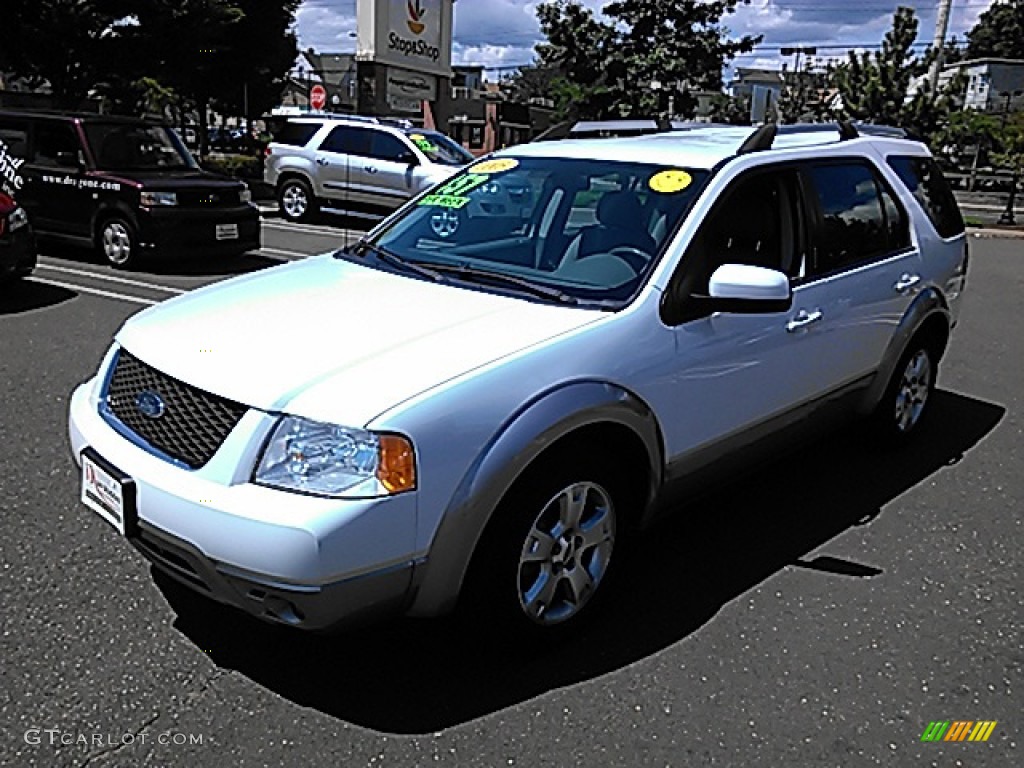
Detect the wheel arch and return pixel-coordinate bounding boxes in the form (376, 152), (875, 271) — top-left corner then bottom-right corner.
(406, 380), (664, 617)
(91, 202), (139, 248)
(856, 286), (951, 415)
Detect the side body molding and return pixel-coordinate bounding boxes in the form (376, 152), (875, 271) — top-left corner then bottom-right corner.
(407, 381), (664, 617)
(856, 286), (951, 415)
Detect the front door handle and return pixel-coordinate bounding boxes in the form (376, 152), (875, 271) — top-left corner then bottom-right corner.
(786, 309), (823, 333)
(894, 273), (921, 293)
(316, 157), (329, 166)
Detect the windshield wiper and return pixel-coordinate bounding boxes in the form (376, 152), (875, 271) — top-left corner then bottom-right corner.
(341, 240), (444, 282)
(426, 262), (578, 304)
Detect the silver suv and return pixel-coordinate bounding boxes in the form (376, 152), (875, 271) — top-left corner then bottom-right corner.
(70, 122), (968, 635)
(265, 117), (472, 223)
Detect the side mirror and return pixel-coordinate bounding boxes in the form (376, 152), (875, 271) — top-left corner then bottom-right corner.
(397, 150), (419, 166)
(705, 263), (792, 313)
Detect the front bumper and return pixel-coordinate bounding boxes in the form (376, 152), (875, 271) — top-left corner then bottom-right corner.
(68, 375), (421, 630)
(136, 205), (261, 257)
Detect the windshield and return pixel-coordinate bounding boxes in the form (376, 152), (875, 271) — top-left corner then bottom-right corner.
(365, 156), (707, 306)
(405, 129), (474, 166)
(84, 123), (196, 171)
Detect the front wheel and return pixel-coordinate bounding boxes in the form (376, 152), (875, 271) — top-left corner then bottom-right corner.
(465, 460), (625, 634)
(98, 218), (140, 269)
(277, 178), (317, 223)
(872, 340), (936, 441)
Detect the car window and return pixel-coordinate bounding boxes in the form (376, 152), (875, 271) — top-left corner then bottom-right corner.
(319, 125), (363, 155)
(364, 157), (708, 306)
(0, 118), (30, 158)
(405, 130), (474, 166)
(83, 123), (194, 171)
(680, 169), (804, 295)
(32, 122), (80, 168)
(806, 163), (908, 276)
(366, 132), (411, 162)
(886, 155), (965, 239)
(275, 122), (321, 147)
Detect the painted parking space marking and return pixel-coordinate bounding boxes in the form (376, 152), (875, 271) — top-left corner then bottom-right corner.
(35, 262), (186, 294)
(27, 277), (158, 306)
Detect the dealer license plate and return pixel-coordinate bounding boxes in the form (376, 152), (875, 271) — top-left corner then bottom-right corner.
(80, 449), (137, 536)
(215, 223), (239, 240)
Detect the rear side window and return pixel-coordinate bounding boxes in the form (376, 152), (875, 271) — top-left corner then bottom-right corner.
(887, 155), (964, 238)
(275, 121), (321, 147)
(32, 122), (80, 168)
(806, 162), (910, 276)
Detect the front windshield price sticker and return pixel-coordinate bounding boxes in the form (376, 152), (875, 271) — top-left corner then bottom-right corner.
(419, 194), (470, 209)
(410, 134), (438, 152)
(471, 158), (519, 174)
(649, 169), (693, 193)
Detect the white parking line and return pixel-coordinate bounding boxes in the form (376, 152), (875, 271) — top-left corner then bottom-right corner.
(27, 277), (158, 306)
(261, 219), (362, 237)
(35, 262), (186, 294)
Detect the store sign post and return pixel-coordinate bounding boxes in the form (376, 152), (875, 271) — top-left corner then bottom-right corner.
(357, 0), (453, 78)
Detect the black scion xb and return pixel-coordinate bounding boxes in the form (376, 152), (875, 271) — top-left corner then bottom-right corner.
(0, 111), (260, 268)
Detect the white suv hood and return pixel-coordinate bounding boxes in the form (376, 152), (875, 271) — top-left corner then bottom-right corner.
(116, 255), (601, 425)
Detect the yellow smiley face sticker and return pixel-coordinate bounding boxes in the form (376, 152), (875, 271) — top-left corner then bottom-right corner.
(471, 158), (519, 174)
(649, 169), (693, 194)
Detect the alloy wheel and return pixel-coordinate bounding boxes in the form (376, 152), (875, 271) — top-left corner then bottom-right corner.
(894, 349), (931, 433)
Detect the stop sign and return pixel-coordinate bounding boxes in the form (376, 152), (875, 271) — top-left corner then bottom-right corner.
(310, 84), (327, 111)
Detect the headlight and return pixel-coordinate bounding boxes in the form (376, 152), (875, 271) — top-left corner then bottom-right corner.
(140, 191), (178, 207)
(254, 416), (416, 497)
(239, 187), (252, 204)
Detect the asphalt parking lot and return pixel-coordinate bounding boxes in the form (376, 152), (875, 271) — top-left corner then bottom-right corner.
(0, 220), (1021, 767)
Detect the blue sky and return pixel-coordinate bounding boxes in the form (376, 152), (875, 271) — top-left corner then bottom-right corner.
(294, 0), (994, 76)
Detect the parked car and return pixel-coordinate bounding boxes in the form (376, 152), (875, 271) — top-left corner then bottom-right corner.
(0, 110), (261, 268)
(265, 116), (473, 223)
(68, 122), (967, 634)
(0, 191), (35, 280)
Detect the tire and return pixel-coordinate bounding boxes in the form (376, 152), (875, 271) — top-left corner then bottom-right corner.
(98, 217), (140, 269)
(464, 458), (627, 635)
(872, 338), (937, 441)
(277, 177), (317, 223)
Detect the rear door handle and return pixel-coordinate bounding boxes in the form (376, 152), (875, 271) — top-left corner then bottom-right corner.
(786, 309), (823, 333)
(894, 273), (921, 292)
(316, 157), (329, 166)
(365, 166), (378, 174)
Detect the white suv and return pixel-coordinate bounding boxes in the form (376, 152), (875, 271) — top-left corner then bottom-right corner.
(265, 117), (472, 223)
(69, 123), (968, 634)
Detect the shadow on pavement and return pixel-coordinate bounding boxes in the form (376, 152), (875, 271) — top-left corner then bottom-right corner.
(0, 277), (76, 315)
(157, 389), (1004, 734)
(141, 250), (286, 278)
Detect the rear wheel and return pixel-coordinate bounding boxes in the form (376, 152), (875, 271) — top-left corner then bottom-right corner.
(278, 177), (317, 223)
(465, 458), (626, 635)
(872, 338), (937, 441)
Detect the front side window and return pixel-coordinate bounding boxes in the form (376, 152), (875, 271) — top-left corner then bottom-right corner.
(806, 162), (908, 276)
(84, 123), (195, 171)
(345, 157), (708, 307)
(367, 131), (410, 162)
(33, 122), (80, 168)
(887, 155), (964, 239)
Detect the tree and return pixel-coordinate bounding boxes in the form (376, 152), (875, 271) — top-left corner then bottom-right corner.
(830, 6), (920, 126)
(967, 0), (1024, 60)
(530, 0), (759, 120)
(0, 0), (136, 104)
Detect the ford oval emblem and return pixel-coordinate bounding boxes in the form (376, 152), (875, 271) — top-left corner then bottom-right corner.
(135, 390), (166, 420)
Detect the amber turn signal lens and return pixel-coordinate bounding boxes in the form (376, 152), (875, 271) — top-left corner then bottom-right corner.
(377, 435), (416, 493)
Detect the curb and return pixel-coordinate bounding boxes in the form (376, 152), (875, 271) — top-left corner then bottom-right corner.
(967, 227), (1024, 239)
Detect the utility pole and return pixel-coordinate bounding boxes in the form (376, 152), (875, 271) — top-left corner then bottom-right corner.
(927, 0), (954, 96)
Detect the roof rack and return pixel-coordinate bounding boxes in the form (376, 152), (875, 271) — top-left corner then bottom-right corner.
(737, 120), (919, 155)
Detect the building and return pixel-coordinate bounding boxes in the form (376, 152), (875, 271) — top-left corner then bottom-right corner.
(954, 58), (1024, 114)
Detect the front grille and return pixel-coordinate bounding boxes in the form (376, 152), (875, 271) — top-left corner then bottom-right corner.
(176, 189), (240, 208)
(104, 350), (247, 469)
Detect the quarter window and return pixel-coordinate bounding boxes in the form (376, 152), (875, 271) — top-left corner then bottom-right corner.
(806, 163), (908, 275)
(886, 155), (965, 239)
(275, 122), (320, 147)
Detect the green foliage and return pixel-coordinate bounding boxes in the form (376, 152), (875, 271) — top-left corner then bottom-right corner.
(773, 73), (832, 124)
(705, 93), (751, 125)
(200, 153), (263, 179)
(967, 0), (1024, 60)
(530, 0), (759, 120)
(0, 0), (137, 103)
